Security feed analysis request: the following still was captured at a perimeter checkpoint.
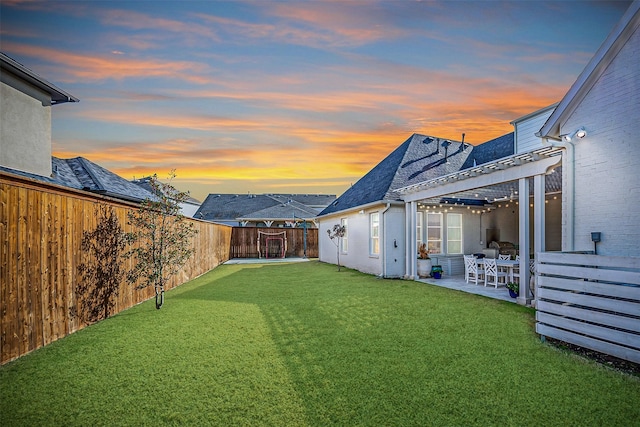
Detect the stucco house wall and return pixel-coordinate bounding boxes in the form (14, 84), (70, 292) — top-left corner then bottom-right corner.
(0, 72), (52, 177)
(561, 22), (640, 256)
(319, 203), (400, 277)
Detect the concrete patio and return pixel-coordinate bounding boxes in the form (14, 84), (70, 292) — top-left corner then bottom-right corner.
(416, 274), (516, 303)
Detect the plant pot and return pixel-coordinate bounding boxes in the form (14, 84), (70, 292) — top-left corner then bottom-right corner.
(417, 258), (432, 278)
(508, 289), (518, 298)
(431, 265), (443, 279)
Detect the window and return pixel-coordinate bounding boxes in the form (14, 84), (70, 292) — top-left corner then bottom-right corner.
(416, 211), (423, 249)
(426, 213), (442, 254)
(447, 213), (462, 254)
(370, 212), (380, 255)
(340, 218), (348, 253)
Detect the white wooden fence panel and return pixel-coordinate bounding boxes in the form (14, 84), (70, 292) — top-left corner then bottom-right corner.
(537, 252), (640, 270)
(537, 312), (639, 347)
(537, 263), (640, 285)
(536, 252), (640, 364)
(538, 276), (640, 300)
(537, 300), (640, 333)
(537, 324), (640, 364)
(537, 288), (639, 317)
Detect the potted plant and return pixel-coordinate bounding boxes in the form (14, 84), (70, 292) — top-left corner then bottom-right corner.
(417, 243), (432, 278)
(431, 265), (443, 279)
(506, 282), (519, 298)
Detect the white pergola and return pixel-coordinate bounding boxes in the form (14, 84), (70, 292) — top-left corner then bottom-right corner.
(397, 145), (563, 305)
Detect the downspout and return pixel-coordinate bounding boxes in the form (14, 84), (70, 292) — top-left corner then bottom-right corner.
(545, 138), (575, 251)
(381, 203), (391, 278)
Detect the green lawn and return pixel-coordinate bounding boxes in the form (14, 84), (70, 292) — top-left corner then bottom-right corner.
(1, 261), (638, 426)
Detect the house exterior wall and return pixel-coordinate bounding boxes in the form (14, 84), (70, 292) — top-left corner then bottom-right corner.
(561, 24), (640, 256)
(0, 71), (52, 177)
(318, 204), (391, 276)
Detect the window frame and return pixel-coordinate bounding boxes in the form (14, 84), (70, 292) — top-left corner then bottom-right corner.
(340, 218), (348, 254)
(446, 212), (463, 254)
(369, 212), (380, 256)
(426, 212), (443, 255)
(416, 211), (423, 249)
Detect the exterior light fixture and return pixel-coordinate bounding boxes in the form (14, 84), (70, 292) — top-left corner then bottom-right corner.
(562, 126), (587, 142)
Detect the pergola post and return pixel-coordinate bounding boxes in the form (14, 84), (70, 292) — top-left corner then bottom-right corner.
(408, 201), (417, 279)
(533, 174), (546, 300)
(405, 203), (411, 278)
(517, 177), (531, 305)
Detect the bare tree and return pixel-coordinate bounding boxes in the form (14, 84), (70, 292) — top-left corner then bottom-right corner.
(125, 171), (197, 309)
(77, 204), (127, 322)
(326, 224), (346, 271)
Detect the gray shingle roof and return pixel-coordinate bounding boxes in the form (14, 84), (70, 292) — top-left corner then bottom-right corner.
(195, 193), (336, 221)
(318, 132), (514, 217)
(131, 176), (201, 205)
(238, 199), (318, 221)
(1, 156), (155, 203)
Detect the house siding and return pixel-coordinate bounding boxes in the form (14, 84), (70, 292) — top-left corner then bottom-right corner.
(514, 107), (555, 154)
(562, 24), (640, 256)
(0, 73), (52, 177)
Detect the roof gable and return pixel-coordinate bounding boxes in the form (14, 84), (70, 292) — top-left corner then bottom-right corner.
(538, 1), (640, 139)
(318, 132), (514, 217)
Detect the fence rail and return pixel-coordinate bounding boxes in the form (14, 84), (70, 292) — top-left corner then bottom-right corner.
(230, 226), (318, 259)
(536, 252), (640, 364)
(0, 172), (232, 365)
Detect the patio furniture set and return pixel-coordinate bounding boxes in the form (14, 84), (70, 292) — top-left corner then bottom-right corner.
(463, 254), (531, 289)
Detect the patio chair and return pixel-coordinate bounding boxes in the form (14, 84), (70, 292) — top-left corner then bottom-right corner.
(464, 255), (484, 285)
(484, 258), (508, 288)
(512, 258), (536, 283)
(498, 253), (511, 276)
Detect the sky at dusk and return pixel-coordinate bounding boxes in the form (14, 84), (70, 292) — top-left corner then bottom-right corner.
(0, 0), (632, 201)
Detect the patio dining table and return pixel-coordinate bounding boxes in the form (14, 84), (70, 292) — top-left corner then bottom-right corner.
(476, 258), (519, 282)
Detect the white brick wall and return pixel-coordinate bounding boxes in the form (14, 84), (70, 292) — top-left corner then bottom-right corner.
(563, 25), (640, 256)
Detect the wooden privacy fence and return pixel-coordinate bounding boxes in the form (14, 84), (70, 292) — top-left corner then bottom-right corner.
(0, 172), (232, 365)
(230, 226), (318, 259)
(536, 252), (640, 364)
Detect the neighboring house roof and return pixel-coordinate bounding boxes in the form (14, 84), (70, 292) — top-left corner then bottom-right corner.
(267, 194), (336, 211)
(538, 1), (640, 139)
(0, 156), (155, 203)
(238, 199), (318, 221)
(318, 133), (514, 217)
(0, 52), (79, 104)
(195, 193), (336, 222)
(131, 176), (201, 205)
